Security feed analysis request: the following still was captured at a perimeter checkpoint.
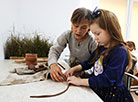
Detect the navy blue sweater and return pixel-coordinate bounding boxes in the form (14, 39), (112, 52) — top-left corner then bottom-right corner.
(81, 45), (128, 88)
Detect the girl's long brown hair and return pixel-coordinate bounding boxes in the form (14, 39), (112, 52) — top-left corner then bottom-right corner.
(90, 9), (134, 72)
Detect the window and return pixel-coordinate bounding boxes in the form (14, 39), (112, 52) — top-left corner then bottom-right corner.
(129, 1), (138, 49)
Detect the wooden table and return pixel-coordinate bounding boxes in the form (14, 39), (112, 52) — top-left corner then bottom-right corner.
(0, 60), (103, 102)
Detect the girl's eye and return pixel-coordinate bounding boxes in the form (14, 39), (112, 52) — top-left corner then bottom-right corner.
(96, 33), (100, 35)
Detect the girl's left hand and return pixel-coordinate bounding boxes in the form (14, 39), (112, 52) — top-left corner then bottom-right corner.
(67, 76), (89, 86)
(67, 76), (82, 86)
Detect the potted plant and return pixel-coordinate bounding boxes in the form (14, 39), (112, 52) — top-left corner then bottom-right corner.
(4, 33), (53, 59)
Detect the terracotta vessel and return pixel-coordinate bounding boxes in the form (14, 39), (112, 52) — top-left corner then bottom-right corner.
(25, 53), (37, 66)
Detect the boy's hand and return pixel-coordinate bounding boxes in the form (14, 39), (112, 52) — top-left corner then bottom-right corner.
(50, 64), (67, 82)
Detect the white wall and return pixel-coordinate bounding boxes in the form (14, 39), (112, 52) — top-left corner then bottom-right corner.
(0, 0), (99, 60)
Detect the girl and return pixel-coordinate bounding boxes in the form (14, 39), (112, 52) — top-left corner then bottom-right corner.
(65, 8), (134, 102)
(48, 8), (97, 82)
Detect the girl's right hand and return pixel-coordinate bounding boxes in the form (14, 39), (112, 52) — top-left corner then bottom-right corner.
(65, 65), (82, 78)
(65, 68), (75, 77)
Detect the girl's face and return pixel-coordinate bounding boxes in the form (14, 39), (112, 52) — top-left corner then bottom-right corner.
(90, 23), (111, 48)
(72, 19), (90, 42)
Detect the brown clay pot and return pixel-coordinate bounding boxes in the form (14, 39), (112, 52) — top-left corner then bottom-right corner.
(25, 53), (37, 66)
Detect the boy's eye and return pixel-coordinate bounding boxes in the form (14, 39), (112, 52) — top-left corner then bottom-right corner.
(74, 25), (79, 28)
(81, 27), (87, 29)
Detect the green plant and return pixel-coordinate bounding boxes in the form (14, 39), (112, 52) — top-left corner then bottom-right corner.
(4, 33), (53, 59)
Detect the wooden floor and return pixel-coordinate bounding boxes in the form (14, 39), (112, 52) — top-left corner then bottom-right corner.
(131, 92), (138, 102)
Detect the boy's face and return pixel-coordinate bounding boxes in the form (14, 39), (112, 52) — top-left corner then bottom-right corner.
(90, 23), (111, 48)
(72, 19), (90, 42)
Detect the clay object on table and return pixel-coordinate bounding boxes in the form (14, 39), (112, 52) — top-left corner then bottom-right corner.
(25, 53), (37, 66)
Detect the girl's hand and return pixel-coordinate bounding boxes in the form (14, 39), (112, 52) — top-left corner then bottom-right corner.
(67, 76), (89, 86)
(65, 65), (82, 77)
(67, 76), (82, 86)
(64, 68), (75, 77)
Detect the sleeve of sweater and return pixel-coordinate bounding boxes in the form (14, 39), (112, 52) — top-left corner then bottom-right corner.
(88, 47), (128, 88)
(48, 30), (70, 66)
